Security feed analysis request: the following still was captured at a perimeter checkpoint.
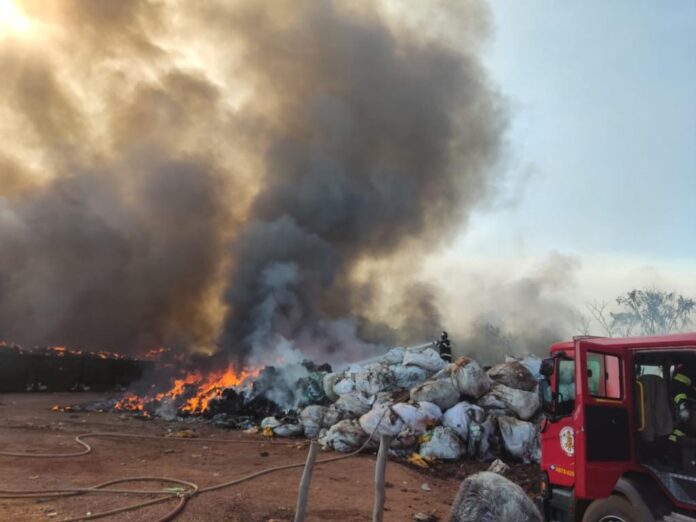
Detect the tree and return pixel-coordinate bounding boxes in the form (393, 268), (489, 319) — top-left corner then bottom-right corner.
(582, 289), (695, 337)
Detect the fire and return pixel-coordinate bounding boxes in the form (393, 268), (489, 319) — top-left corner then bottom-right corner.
(114, 364), (260, 416)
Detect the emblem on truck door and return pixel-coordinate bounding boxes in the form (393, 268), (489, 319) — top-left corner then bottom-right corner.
(559, 426), (574, 456)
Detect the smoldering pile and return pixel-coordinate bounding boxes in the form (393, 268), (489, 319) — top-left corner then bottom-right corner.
(122, 344), (543, 466)
(262, 345), (542, 464)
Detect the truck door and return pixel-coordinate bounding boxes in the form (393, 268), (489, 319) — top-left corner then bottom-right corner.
(575, 340), (633, 499)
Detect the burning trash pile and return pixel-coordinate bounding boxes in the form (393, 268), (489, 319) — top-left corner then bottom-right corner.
(107, 344), (542, 465)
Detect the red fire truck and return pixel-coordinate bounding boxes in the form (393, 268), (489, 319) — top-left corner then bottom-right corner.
(539, 333), (696, 521)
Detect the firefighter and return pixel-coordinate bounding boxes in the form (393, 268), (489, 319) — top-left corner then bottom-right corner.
(668, 365), (696, 447)
(437, 331), (452, 363)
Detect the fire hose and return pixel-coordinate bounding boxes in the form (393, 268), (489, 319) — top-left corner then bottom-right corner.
(0, 408), (391, 521)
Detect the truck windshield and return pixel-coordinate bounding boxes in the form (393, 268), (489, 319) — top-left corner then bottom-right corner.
(557, 358), (575, 416)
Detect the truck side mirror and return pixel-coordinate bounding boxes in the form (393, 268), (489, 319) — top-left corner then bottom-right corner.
(540, 357), (554, 377)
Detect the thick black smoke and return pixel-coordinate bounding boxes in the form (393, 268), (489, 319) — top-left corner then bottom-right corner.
(214, 1), (505, 362)
(0, 0), (505, 362)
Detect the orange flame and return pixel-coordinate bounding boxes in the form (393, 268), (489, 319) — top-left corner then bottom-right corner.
(114, 364), (260, 415)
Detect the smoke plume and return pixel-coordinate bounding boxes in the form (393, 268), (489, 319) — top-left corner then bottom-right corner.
(0, 0), (505, 362)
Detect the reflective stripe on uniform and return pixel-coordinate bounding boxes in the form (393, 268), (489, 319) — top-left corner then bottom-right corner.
(675, 392), (688, 404)
(668, 428), (686, 443)
(674, 373), (692, 386)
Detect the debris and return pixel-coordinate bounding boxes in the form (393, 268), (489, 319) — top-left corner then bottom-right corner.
(413, 513), (438, 522)
(319, 419), (370, 453)
(451, 357), (491, 399)
(487, 458), (510, 475)
(478, 384), (540, 420)
(419, 427), (462, 460)
(391, 401), (442, 434)
(334, 392), (372, 419)
(403, 347), (446, 372)
(407, 452), (435, 469)
(410, 380), (459, 410)
(420, 482), (431, 491)
(442, 402), (482, 441)
(359, 403), (404, 438)
(497, 416), (540, 463)
(299, 405), (328, 439)
(488, 361), (538, 392)
(166, 429), (197, 438)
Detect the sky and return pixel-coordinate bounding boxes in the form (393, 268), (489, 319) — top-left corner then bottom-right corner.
(433, 1), (696, 305)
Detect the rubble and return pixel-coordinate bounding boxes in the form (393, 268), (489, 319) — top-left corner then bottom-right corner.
(99, 343), (545, 466)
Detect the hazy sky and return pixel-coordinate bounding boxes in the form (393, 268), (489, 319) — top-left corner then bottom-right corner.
(453, 1), (695, 265)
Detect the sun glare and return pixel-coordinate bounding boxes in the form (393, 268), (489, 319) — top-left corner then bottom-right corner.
(0, 1), (33, 36)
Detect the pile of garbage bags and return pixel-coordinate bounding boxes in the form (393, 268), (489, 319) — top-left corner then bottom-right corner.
(260, 345), (543, 464)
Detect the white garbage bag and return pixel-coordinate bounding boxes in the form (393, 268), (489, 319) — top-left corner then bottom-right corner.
(451, 357), (491, 399)
(300, 405), (328, 439)
(449, 471), (542, 522)
(333, 376), (356, 396)
(477, 384), (540, 420)
(273, 422), (304, 437)
(410, 379), (460, 410)
(488, 361), (538, 392)
(334, 392), (373, 418)
(390, 429), (419, 450)
(359, 403), (404, 438)
(319, 419), (371, 453)
(419, 426), (463, 460)
(323, 372), (343, 402)
(391, 401), (442, 434)
(442, 402), (484, 440)
(261, 416), (281, 429)
(393, 365), (431, 390)
(382, 346), (406, 365)
(354, 365), (396, 396)
(498, 416), (540, 463)
(506, 354), (542, 381)
(322, 404), (343, 428)
(402, 347), (446, 372)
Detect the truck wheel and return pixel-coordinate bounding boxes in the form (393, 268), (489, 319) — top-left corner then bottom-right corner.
(582, 495), (645, 522)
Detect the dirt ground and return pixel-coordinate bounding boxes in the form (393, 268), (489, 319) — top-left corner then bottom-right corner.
(0, 393), (538, 521)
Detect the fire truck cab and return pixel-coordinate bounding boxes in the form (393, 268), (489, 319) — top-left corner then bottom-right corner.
(539, 333), (696, 522)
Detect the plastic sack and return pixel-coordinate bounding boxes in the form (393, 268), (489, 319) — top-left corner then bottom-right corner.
(359, 403), (404, 438)
(334, 392), (373, 418)
(402, 347), (446, 372)
(273, 422), (304, 438)
(323, 372), (343, 402)
(506, 354), (542, 381)
(451, 357), (491, 399)
(322, 404), (343, 428)
(391, 401), (443, 434)
(442, 402), (484, 440)
(260, 416), (281, 429)
(333, 377), (356, 396)
(319, 419), (370, 453)
(393, 365), (431, 390)
(478, 384), (540, 420)
(498, 416), (540, 463)
(300, 405), (328, 439)
(382, 347), (406, 365)
(419, 426), (463, 460)
(354, 365), (396, 396)
(449, 471), (542, 522)
(488, 361), (537, 392)
(410, 379), (460, 410)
